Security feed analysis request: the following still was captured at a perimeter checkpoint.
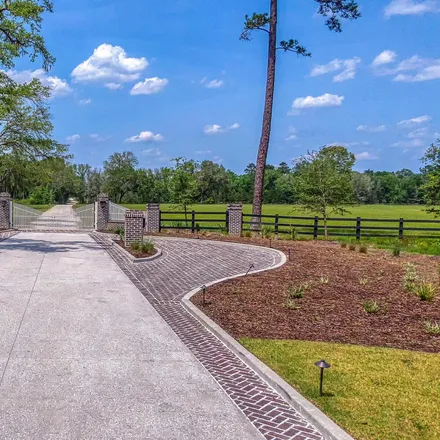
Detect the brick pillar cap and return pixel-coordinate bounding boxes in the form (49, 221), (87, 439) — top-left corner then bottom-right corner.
(0, 192), (11, 198)
(227, 203), (243, 209)
(147, 203), (160, 208)
(125, 210), (145, 218)
(97, 193), (109, 201)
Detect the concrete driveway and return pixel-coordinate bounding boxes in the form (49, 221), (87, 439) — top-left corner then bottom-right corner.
(0, 233), (261, 439)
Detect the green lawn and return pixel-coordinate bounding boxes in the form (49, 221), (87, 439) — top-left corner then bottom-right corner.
(240, 338), (440, 440)
(22, 204), (54, 212)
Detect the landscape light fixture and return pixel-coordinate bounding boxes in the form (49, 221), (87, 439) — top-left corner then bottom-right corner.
(245, 264), (255, 276)
(201, 285), (207, 305)
(314, 359), (331, 396)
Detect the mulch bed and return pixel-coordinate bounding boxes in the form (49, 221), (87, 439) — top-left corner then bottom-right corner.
(114, 239), (157, 259)
(186, 233), (440, 353)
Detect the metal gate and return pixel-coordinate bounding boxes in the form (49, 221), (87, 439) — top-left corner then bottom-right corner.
(12, 203), (96, 231)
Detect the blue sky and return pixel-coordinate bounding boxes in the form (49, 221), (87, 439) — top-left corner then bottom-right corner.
(9, 0), (440, 172)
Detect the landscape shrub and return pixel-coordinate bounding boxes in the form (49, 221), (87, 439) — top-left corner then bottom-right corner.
(359, 277), (368, 286)
(349, 244), (356, 251)
(359, 245), (368, 254)
(284, 298), (301, 310)
(363, 300), (380, 314)
(261, 226), (274, 239)
(424, 320), (440, 335)
(130, 241), (140, 251)
(414, 281), (437, 302)
(140, 240), (155, 254)
(403, 263), (419, 292)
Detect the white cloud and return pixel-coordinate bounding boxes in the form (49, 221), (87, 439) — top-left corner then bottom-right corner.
(385, 0), (439, 18)
(408, 127), (430, 138)
(66, 134), (80, 143)
(398, 115), (432, 126)
(194, 150), (212, 155)
(292, 93), (344, 110)
(142, 148), (162, 156)
(125, 131), (164, 143)
(393, 138), (425, 148)
(356, 125), (387, 132)
(71, 43), (148, 83)
(89, 134), (112, 142)
(310, 57), (361, 82)
(285, 127), (298, 141)
(355, 152), (378, 160)
(372, 50), (397, 67)
(78, 98), (91, 105)
(204, 123), (240, 135)
(130, 77), (169, 95)
(213, 156), (223, 164)
(200, 77), (224, 88)
(4, 69), (72, 97)
(105, 82), (122, 90)
(372, 52), (440, 82)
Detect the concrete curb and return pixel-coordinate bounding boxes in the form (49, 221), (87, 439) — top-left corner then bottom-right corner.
(181, 249), (354, 440)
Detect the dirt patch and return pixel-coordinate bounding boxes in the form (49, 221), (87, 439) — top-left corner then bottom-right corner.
(115, 239), (157, 259)
(190, 238), (440, 353)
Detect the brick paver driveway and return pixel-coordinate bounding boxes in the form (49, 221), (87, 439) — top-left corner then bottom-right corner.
(0, 232), (325, 440)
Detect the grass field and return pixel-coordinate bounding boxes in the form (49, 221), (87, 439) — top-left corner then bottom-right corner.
(240, 338), (440, 440)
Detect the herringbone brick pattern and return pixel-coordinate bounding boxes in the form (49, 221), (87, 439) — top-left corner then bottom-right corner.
(92, 233), (325, 440)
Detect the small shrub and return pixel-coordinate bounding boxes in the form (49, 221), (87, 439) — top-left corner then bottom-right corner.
(140, 240), (155, 254)
(359, 277), (369, 286)
(130, 241), (140, 251)
(288, 226), (297, 241)
(392, 245), (401, 257)
(320, 275), (329, 285)
(195, 223), (201, 233)
(359, 245), (368, 254)
(414, 281), (437, 302)
(425, 320), (440, 336)
(349, 244), (356, 251)
(340, 242), (347, 248)
(288, 285), (305, 299)
(363, 300), (380, 314)
(403, 263), (419, 292)
(242, 230), (252, 238)
(172, 221), (184, 232)
(284, 298), (301, 310)
(261, 226), (274, 239)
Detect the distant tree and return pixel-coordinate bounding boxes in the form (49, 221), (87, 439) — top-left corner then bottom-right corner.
(421, 140), (440, 215)
(170, 158), (199, 224)
(240, 0), (360, 226)
(352, 172), (374, 204)
(293, 146), (355, 238)
(196, 160), (230, 203)
(103, 152), (139, 203)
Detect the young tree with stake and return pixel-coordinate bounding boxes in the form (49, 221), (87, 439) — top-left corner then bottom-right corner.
(241, 0), (361, 227)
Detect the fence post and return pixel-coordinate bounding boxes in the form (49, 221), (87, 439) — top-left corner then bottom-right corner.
(313, 216), (319, 240)
(145, 203), (160, 233)
(225, 210), (229, 232)
(227, 203), (243, 235)
(191, 210), (196, 233)
(0, 192), (11, 230)
(356, 217), (361, 241)
(274, 214), (279, 238)
(96, 194), (109, 231)
(399, 218), (404, 240)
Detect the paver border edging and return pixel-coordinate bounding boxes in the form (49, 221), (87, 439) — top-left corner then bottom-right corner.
(181, 251), (354, 440)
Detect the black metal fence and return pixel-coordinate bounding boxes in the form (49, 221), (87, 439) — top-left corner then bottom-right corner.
(159, 210), (440, 239)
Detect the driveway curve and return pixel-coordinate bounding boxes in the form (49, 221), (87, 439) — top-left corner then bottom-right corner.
(0, 232), (324, 440)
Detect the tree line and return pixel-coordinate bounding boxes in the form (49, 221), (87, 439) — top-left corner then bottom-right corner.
(0, 148), (428, 207)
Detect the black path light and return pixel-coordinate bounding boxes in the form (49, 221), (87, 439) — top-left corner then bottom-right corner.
(245, 264), (255, 276)
(314, 360), (331, 396)
(201, 285), (207, 305)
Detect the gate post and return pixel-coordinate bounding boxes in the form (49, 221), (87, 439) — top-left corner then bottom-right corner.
(146, 203), (160, 233)
(96, 194), (109, 231)
(125, 210), (144, 246)
(0, 192), (11, 230)
(227, 203), (243, 236)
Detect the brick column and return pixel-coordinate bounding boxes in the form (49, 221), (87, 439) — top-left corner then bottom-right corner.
(0, 192), (11, 230)
(146, 203), (160, 233)
(227, 203), (243, 236)
(125, 210), (144, 246)
(96, 194), (109, 231)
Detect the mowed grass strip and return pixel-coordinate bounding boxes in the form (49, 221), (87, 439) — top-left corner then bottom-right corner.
(240, 338), (440, 440)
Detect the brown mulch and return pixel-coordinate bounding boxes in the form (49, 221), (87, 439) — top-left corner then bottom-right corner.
(184, 233), (440, 353)
(115, 239), (157, 258)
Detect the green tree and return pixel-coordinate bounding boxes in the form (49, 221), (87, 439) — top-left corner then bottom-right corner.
(103, 152), (139, 203)
(421, 140), (440, 215)
(241, 1), (360, 225)
(170, 158), (198, 224)
(293, 146), (355, 238)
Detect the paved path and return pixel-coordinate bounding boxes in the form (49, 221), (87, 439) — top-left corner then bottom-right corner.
(34, 205), (79, 230)
(0, 233), (261, 439)
(0, 232), (325, 440)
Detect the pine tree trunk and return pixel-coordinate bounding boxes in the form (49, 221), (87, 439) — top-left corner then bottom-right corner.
(251, 0), (277, 230)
